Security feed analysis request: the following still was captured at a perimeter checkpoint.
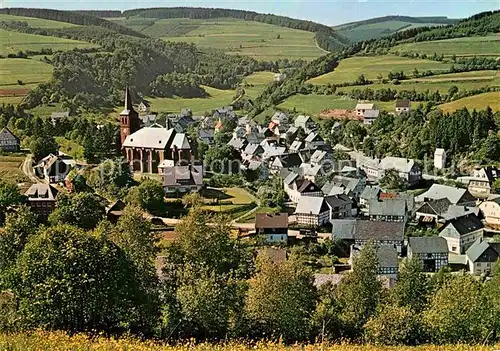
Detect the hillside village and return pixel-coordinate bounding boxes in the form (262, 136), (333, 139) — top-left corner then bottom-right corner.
(0, 5), (499, 349)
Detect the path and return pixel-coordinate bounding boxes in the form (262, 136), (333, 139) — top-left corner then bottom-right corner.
(149, 216), (255, 230)
(22, 154), (42, 184)
(314, 38), (330, 54)
(231, 187), (260, 224)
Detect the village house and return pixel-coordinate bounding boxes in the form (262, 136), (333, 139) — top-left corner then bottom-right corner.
(242, 143), (265, 162)
(213, 106), (237, 121)
(106, 200), (126, 223)
(415, 184), (476, 207)
(294, 194), (353, 227)
(273, 73), (286, 83)
(395, 99), (411, 114)
(350, 244), (399, 278)
(355, 102), (375, 117)
(294, 115), (317, 133)
(434, 148), (447, 170)
(254, 213), (288, 243)
(140, 114), (158, 127)
(465, 239), (500, 275)
(359, 186), (382, 211)
(173, 115), (196, 133)
(415, 198), (479, 227)
(439, 214), (484, 254)
(289, 139), (306, 153)
(304, 132), (325, 149)
(24, 183), (58, 221)
(137, 101), (150, 114)
(198, 129), (215, 145)
(35, 153), (76, 183)
(468, 166), (500, 198)
(408, 237), (449, 272)
(299, 162), (324, 183)
(228, 136), (248, 152)
(50, 111), (70, 125)
(162, 164), (204, 196)
(479, 197), (500, 228)
(283, 173), (322, 203)
(0, 127), (20, 152)
(332, 219), (405, 253)
(270, 153), (303, 174)
(368, 198), (408, 222)
(379, 157), (422, 186)
(271, 111), (290, 125)
(363, 109), (380, 125)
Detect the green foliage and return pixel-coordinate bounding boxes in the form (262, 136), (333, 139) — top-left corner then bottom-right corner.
(245, 255), (316, 341)
(423, 274), (493, 344)
(150, 72), (207, 98)
(29, 135), (58, 162)
(256, 176), (286, 209)
(365, 304), (421, 345)
(335, 243), (383, 337)
(0, 180), (25, 224)
(87, 158), (135, 198)
(48, 192), (105, 229)
(205, 144), (242, 174)
(13, 224), (157, 333)
(379, 169), (407, 191)
(126, 179), (165, 214)
(391, 259), (431, 312)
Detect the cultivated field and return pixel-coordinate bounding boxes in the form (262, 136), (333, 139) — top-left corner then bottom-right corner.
(242, 71), (274, 99)
(0, 332), (497, 351)
(439, 92), (500, 113)
(0, 28), (96, 56)
(0, 58), (53, 86)
(144, 86), (235, 116)
(410, 70), (499, 82)
(0, 14), (79, 28)
(308, 55), (451, 85)
(152, 17), (324, 61)
(392, 34), (500, 57)
(0, 154), (29, 184)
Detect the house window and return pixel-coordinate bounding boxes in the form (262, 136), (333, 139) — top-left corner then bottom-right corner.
(452, 246), (457, 252)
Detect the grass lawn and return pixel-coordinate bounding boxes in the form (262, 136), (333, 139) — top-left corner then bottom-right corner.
(242, 71), (274, 99)
(391, 34), (500, 57)
(278, 94), (360, 116)
(145, 86), (236, 115)
(200, 187), (256, 219)
(239, 206), (280, 223)
(0, 58), (53, 86)
(0, 14), (79, 28)
(0, 154), (29, 184)
(438, 92), (500, 113)
(337, 78), (500, 94)
(410, 70), (499, 82)
(55, 137), (84, 161)
(0, 28), (97, 56)
(308, 55), (451, 85)
(157, 17), (324, 61)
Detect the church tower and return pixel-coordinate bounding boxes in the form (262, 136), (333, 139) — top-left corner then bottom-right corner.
(120, 87), (141, 145)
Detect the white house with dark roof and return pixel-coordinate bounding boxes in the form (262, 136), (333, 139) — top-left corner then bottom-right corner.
(304, 132), (325, 149)
(350, 244), (399, 278)
(466, 239), (500, 275)
(439, 214), (484, 254)
(434, 148), (447, 170)
(395, 99), (411, 114)
(25, 183), (58, 220)
(379, 157), (422, 185)
(162, 164), (204, 195)
(254, 213), (288, 243)
(283, 174), (322, 204)
(295, 196), (330, 226)
(468, 166), (500, 198)
(0, 127), (20, 152)
(363, 109), (380, 125)
(294, 115), (317, 133)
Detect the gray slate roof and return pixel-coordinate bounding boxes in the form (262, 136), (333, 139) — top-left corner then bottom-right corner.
(163, 165), (203, 187)
(447, 215), (484, 235)
(295, 196), (328, 215)
(361, 186), (381, 200)
(415, 184), (475, 205)
(332, 219), (404, 242)
(369, 199), (407, 217)
(409, 236), (448, 254)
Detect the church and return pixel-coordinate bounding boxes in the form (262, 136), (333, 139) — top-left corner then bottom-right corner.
(120, 88), (193, 174)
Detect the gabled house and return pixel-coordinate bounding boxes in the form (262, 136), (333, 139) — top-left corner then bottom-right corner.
(198, 129), (215, 145)
(283, 174), (322, 203)
(415, 184), (476, 207)
(332, 219), (405, 253)
(331, 175), (366, 198)
(270, 153), (303, 174)
(304, 132), (325, 149)
(468, 166), (500, 198)
(140, 114), (158, 127)
(294, 115), (317, 133)
(35, 153), (76, 183)
(299, 162), (324, 183)
(255, 213), (288, 243)
(271, 111), (290, 126)
(439, 214), (484, 254)
(326, 194), (354, 219)
(416, 198), (479, 227)
(408, 237), (449, 272)
(363, 109), (380, 125)
(25, 183), (58, 220)
(479, 197), (500, 228)
(137, 101), (150, 114)
(368, 198), (407, 222)
(379, 157), (422, 186)
(295, 196), (330, 227)
(163, 164), (204, 196)
(173, 115), (195, 133)
(395, 99), (411, 114)
(213, 106), (236, 121)
(227, 136), (248, 152)
(242, 143), (264, 161)
(466, 239), (500, 275)
(355, 103), (374, 117)
(310, 149), (331, 167)
(359, 186), (382, 208)
(0, 127), (20, 152)
(289, 139), (306, 153)
(351, 244), (399, 277)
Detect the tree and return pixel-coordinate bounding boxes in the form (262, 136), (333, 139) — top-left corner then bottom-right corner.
(49, 192), (105, 229)
(13, 224), (158, 333)
(379, 169), (407, 191)
(29, 136), (58, 162)
(245, 255), (316, 341)
(423, 274), (492, 344)
(126, 179), (165, 213)
(204, 144), (241, 174)
(256, 177), (286, 209)
(390, 258), (430, 312)
(335, 243), (383, 337)
(87, 158), (134, 197)
(0, 180), (25, 225)
(110, 206), (158, 272)
(365, 304), (420, 345)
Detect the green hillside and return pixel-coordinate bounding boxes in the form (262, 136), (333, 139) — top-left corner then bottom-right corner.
(112, 17), (326, 61)
(0, 14), (79, 28)
(334, 15), (458, 41)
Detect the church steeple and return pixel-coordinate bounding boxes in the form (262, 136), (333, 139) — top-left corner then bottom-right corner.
(120, 86), (140, 146)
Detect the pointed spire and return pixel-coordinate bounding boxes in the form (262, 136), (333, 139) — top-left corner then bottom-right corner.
(124, 86), (133, 111)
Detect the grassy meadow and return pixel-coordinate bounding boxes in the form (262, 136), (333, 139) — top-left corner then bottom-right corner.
(0, 58), (53, 86)
(242, 71), (275, 99)
(0, 14), (79, 28)
(0, 28), (97, 56)
(439, 91), (500, 113)
(308, 55), (451, 85)
(392, 34), (500, 57)
(0, 332), (498, 351)
(154, 17), (324, 61)
(0, 154), (29, 184)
